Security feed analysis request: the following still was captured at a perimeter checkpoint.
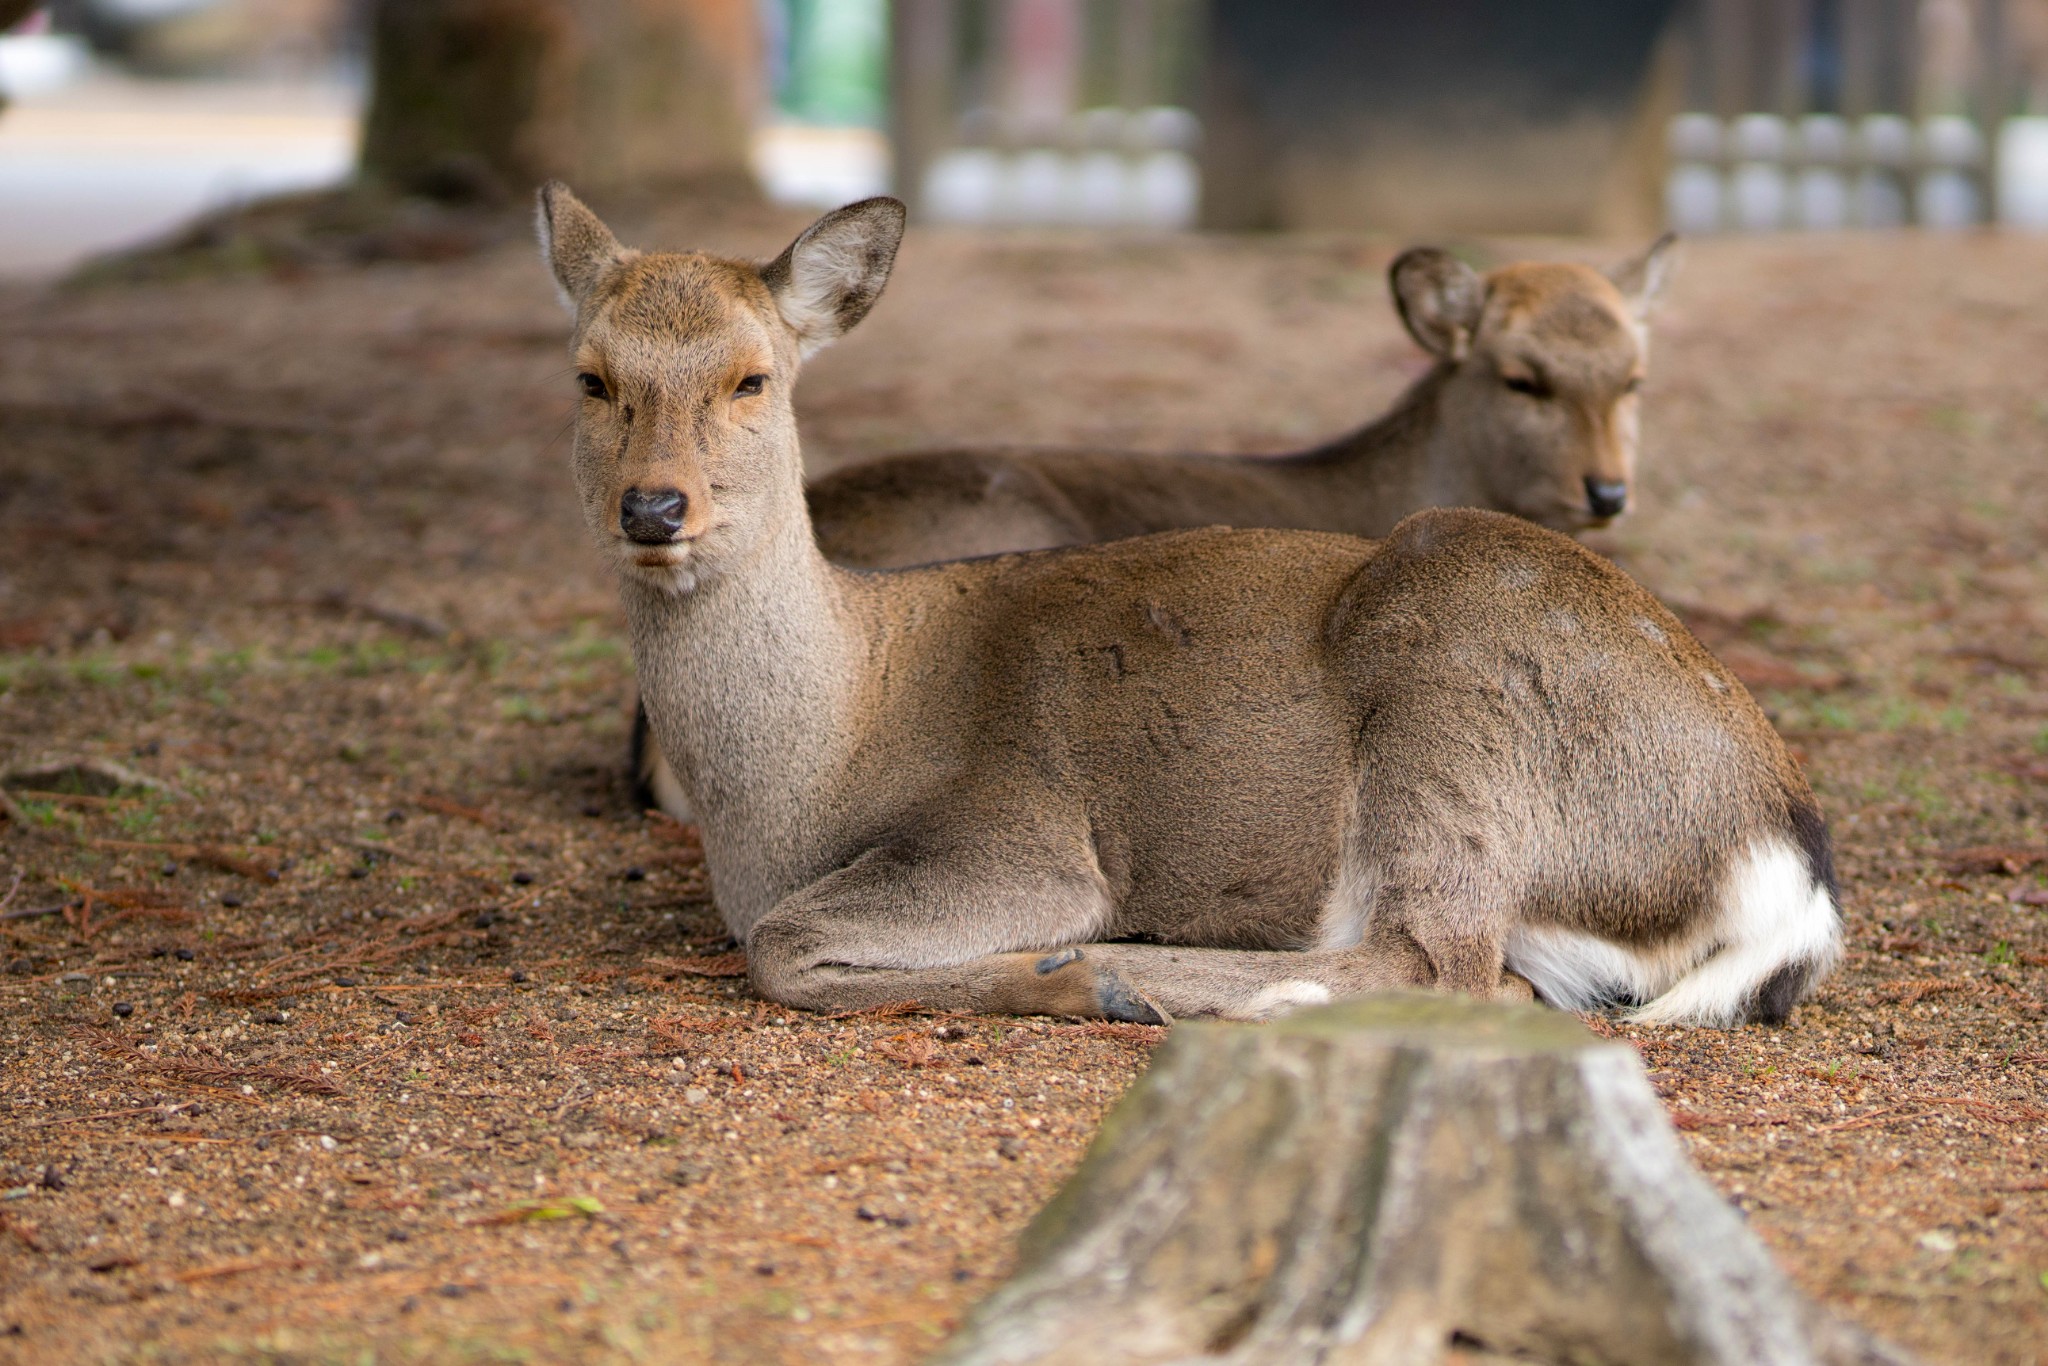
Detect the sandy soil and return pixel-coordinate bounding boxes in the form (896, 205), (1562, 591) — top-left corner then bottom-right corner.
(0, 200), (2044, 1365)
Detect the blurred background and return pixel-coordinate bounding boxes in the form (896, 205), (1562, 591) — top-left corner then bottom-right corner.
(5, 0), (2048, 276)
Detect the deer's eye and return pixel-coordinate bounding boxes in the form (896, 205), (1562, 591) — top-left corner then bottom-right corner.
(578, 372), (610, 401)
(1623, 376), (1644, 394)
(1503, 373), (1551, 399)
(734, 374), (767, 398)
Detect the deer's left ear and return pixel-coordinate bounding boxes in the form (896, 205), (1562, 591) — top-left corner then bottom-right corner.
(1609, 232), (1680, 319)
(761, 197), (907, 357)
(536, 181), (628, 313)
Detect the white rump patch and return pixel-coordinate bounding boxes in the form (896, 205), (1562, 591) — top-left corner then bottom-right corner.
(1506, 837), (1840, 1028)
(1243, 981), (1332, 1020)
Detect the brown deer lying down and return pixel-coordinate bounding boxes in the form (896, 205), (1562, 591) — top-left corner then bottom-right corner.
(634, 233), (1676, 814)
(809, 235), (1676, 569)
(540, 185), (1838, 1027)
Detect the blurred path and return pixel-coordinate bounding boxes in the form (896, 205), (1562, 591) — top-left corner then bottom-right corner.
(0, 69), (358, 278)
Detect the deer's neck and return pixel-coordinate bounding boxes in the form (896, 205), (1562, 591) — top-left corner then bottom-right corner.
(1283, 365), (1480, 527)
(620, 498), (865, 925)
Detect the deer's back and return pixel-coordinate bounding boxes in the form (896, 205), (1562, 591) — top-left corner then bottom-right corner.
(809, 448), (1345, 570)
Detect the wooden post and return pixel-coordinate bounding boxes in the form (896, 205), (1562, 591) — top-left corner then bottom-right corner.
(888, 0), (955, 213)
(358, 0), (761, 202)
(939, 996), (1913, 1366)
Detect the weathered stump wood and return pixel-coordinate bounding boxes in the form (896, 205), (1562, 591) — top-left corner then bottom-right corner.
(939, 995), (1909, 1366)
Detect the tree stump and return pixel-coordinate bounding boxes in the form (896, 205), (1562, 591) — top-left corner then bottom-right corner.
(359, 0), (761, 202)
(939, 995), (1910, 1366)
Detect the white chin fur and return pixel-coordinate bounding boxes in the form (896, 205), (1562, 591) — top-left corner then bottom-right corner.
(1506, 836), (1841, 1029)
(619, 550), (703, 595)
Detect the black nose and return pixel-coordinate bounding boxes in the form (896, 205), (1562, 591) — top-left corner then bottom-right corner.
(620, 486), (687, 544)
(1584, 477), (1627, 519)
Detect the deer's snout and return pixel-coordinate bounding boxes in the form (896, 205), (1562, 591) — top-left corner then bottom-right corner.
(620, 486), (689, 544)
(1583, 477), (1627, 520)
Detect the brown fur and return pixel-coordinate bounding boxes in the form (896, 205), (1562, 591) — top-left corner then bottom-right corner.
(541, 188), (1833, 1027)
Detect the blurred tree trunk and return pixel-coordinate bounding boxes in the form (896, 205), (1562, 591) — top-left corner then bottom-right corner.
(359, 0), (761, 202)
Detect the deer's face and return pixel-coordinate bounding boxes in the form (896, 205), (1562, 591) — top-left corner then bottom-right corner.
(1451, 264), (1647, 532)
(567, 257), (799, 594)
(537, 184), (904, 594)
(1389, 240), (1675, 534)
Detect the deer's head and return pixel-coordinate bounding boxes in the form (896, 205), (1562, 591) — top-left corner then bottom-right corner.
(538, 185), (905, 593)
(1390, 237), (1677, 531)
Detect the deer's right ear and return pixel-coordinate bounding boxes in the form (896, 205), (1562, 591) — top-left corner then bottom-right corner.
(1389, 248), (1485, 361)
(1608, 232), (1680, 320)
(761, 197), (907, 357)
(536, 181), (625, 313)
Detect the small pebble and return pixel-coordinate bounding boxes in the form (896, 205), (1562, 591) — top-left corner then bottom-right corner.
(554, 1008), (576, 1023)
(474, 911), (498, 929)
(254, 1138), (270, 1151)
(385, 810), (406, 824)
(255, 1011), (286, 1025)
(219, 896), (243, 909)
(334, 976), (358, 988)
(754, 1263), (776, 1276)
(39, 1166), (64, 1191)
(387, 1229), (410, 1243)
(436, 1284), (467, 1299)
(111, 1002), (134, 1018)
(509, 971), (528, 984)
(623, 867), (646, 882)
(158, 862), (179, 877)
(173, 948), (195, 962)
(347, 866), (369, 880)
(855, 1205), (916, 1228)
(395, 1012), (416, 1026)
(511, 871), (534, 886)
(997, 1136), (1024, 1160)
(580, 803), (603, 818)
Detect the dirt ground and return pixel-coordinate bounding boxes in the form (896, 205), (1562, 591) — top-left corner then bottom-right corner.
(0, 198), (2044, 1365)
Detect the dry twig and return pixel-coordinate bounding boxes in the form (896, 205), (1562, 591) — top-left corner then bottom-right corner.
(71, 1026), (342, 1097)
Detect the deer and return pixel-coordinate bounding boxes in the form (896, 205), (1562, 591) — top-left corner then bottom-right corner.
(633, 235), (1677, 813)
(806, 236), (1676, 570)
(538, 184), (1839, 1028)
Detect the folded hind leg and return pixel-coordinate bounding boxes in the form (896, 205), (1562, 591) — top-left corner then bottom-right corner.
(1363, 879), (1534, 1005)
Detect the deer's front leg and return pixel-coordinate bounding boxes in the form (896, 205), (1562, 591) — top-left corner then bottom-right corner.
(741, 846), (1152, 1019)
